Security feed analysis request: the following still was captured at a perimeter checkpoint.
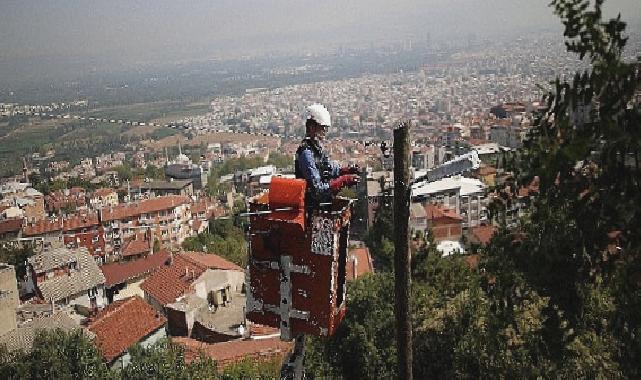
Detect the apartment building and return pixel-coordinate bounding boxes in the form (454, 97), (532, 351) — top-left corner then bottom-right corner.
(99, 195), (191, 257)
(412, 175), (488, 228)
(22, 212), (106, 259)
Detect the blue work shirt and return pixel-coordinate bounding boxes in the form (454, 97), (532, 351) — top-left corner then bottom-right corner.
(295, 138), (340, 203)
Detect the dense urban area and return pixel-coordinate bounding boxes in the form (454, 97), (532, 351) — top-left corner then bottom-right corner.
(0, 0), (640, 378)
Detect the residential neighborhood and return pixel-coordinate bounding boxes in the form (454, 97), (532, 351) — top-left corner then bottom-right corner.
(0, 65), (541, 371)
(1, 0), (639, 376)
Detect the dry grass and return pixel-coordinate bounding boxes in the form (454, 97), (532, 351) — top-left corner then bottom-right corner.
(123, 124), (161, 136)
(144, 131), (280, 150)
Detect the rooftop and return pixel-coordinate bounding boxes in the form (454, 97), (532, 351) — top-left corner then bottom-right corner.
(175, 288), (246, 339)
(471, 225), (497, 246)
(412, 176), (485, 198)
(138, 179), (193, 191)
(87, 296), (167, 363)
(31, 247), (106, 303)
(121, 238), (151, 257)
(173, 337), (292, 369)
(91, 188), (117, 197)
(346, 247), (374, 281)
(425, 203), (463, 221)
(23, 212), (100, 236)
(0, 218), (23, 234)
(436, 240), (466, 256)
(141, 252), (243, 306)
(181, 251), (243, 272)
(28, 247), (76, 273)
(100, 250), (171, 288)
(0, 312), (85, 353)
(100, 195), (190, 222)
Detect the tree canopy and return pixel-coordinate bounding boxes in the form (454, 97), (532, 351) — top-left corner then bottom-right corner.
(0, 330), (280, 380)
(181, 218), (248, 267)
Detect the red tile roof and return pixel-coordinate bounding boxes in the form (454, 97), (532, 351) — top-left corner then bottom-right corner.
(0, 218), (23, 234)
(471, 225), (497, 246)
(140, 252), (243, 306)
(173, 337), (292, 368)
(22, 212), (100, 236)
(190, 199), (212, 214)
(92, 188), (116, 197)
(87, 296), (166, 362)
(100, 195), (189, 222)
(425, 203), (463, 221)
(140, 254), (208, 306)
(249, 324), (279, 337)
(44, 188), (87, 211)
(468, 138), (489, 146)
(101, 250), (171, 287)
(181, 251), (243, 272)
(464, 254), (481, 269)
(122, 238), (151, 257)
(346, 247), (374, 281)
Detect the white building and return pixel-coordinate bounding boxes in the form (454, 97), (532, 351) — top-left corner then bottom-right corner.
(412, 175), (487, 228)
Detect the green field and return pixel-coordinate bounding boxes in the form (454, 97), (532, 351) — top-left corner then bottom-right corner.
(0, 100), (207, 177)
(86, 100), (210, 125)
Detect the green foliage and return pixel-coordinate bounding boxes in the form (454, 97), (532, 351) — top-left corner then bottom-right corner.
(306, 273), (396, 379)
(153, 239), (161, 253)
(181, 219), (248, 267)
(138, 165), (165, 180)
(207, 175), (232, 197)
(221, 358), (281, 379)
(0, 329), (112, 380)
(308, 254), (563, 379)
(114, 164), (133, 182)
(146, 127), (179, 141)
(0, 245), (34, 279)
(0, 117), (139, 177)
(488, 0), (639, 376)
(485, 0), (640, 376)
(364, 186), (394, 271)
(336, 187), (357, 199)
(120, 340), (217, 379)
(206, 155), (265, 196)
(30, 172), (103, 195)
(0, 332), (279, 380)
(266, 152), (292, 169)
(215, 155), (266, 177)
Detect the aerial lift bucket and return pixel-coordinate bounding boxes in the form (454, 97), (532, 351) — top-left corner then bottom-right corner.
(246, 177), (351, 340)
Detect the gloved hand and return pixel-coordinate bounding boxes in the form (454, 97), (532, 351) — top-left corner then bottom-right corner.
(330, 175), (360, 193)
(340, 165), (360, 175)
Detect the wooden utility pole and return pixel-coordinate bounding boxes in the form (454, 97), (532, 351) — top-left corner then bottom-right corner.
(393, 121), (412, 380)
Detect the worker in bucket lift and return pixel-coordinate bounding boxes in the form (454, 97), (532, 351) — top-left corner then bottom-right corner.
(295, 103), (360, 207)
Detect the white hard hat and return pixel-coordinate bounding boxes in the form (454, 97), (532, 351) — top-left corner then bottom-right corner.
(305, 103), (331, 127)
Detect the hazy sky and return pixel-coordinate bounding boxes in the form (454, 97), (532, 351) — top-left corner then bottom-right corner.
(0, 0), (639, 66)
